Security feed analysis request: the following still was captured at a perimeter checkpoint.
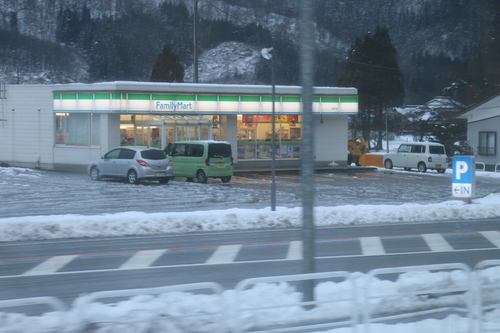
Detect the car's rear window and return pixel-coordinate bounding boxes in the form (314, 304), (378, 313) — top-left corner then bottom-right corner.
(429, 146), (445, 155)
(141, 149), (167, 160)
(208, 143), (232, 158)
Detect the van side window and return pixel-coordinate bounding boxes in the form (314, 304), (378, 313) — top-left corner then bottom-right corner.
(208, 143), (232, 158)
(429, 145), (445, 154)
(398, 145), (410, 153)
(186, 144), (204, 157)
(410, 145), (424, 153)
(171, 144), (186, 156)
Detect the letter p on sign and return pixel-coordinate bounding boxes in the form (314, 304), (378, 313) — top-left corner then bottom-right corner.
(456, 161), (468, 180)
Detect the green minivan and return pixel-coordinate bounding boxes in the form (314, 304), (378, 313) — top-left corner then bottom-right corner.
(168, 140), (234, 183)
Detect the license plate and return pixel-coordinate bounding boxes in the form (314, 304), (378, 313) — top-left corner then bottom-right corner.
(436, 164), (441, 168)
(216, 163), (224, 168)
(156, 172), (166, 177)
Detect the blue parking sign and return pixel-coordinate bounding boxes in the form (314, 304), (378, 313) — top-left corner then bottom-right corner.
(452, 156), (475, 198)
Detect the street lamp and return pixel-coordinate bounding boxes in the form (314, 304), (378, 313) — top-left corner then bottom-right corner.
(261, 47), (276, 212)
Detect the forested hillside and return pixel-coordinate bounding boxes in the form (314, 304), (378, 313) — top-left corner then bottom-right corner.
(0, 0), (498, 106)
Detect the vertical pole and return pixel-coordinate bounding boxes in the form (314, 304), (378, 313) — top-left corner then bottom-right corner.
(300, 0), (316, 305)
(193, 0), (199, 83)
(386, 109), (389, 153)
(271, 57), (276, 211)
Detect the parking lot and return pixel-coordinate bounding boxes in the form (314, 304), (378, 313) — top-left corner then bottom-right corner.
(1, 166), (499, 219)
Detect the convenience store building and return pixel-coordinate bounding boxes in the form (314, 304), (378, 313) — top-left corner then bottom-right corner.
(0, 81), (357, 172)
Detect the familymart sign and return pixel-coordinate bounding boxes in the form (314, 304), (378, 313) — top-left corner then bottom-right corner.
(53, 92), (358, 115)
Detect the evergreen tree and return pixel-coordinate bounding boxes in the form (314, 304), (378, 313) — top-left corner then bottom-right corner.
(338, 26), (405, 149)
(150, 45), (184, 83)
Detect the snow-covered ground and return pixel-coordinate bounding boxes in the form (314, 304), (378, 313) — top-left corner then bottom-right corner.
(1, 168), (500, 332)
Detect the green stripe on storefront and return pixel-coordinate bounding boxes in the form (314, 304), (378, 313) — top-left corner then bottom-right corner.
(62, 93), (77, 99)
(153, 94), (196, 101)
(95, 93), (110, 99)
(78, 93), (93, 99)
(321, 96), (339, 103)
(261, 96), (281, 102)
(240, 96), (260, 102)
(112, 93), (121, 99)
(197, 95), (218, 101)
(282, 96), (301, 102)
(128, 93), (150, 100)
(219, 95), (239, 102)
(53, 93), (61, 99)
(340, 96), (358, 103)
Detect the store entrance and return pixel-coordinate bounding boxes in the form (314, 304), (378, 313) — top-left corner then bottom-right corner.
(120, 115), (214, 150)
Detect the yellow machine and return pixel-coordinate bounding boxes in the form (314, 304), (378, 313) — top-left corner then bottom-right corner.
(347, 137), (384, 167)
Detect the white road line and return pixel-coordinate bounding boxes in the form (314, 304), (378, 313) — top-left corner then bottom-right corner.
(206, 245), (241, 264)
(480, 231), (500, 248)
(119, 250), (167, 270)
(22, 255), (79, 276)
(360, 237), (385, 256)
(422, 233), (454, 252)
(286, 241), (302, 260)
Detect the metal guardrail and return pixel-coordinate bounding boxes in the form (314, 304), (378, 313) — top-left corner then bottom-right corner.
(4, 262), (500, 332)
(475, 260), (500, 333)
(363, 263), (474, 333)
(476, 162), (486, 171)
(0, 296), (67, 332)
(80, 282), (228, 333)
(233, 271), (358, 333)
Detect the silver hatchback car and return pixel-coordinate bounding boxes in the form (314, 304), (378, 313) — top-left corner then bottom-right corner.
(88, 147), (173, 184)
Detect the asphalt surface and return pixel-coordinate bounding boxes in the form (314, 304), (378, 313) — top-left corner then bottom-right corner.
(1, 166), (499, 218)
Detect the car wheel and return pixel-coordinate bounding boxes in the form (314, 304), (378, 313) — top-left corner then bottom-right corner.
(384, 159), (393, 169)
(159, 177), (170, 184)
(127, 170), (139, 184)
(90, 166), (100, 181)
(221, 176), (231, 183)
(196, 170), (208, 183)
(437, 169), (446, 174)
(418, 162), (427, 173)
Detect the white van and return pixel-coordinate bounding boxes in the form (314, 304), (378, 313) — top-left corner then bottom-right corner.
(383, 142), (449, 173)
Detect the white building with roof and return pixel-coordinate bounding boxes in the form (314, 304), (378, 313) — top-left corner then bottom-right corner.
(458, 92), (500, 171)
(0, 81), (358, 172)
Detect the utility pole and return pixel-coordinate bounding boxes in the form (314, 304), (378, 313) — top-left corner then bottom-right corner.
(193, 0), (199, 83)
(300, 0), (316, 306)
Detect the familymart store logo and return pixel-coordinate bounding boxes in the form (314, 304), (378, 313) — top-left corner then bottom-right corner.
(155, 101), (193, 111)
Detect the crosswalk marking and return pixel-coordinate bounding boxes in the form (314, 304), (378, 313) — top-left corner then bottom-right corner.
(360, 237), (385, 256)
(286, 241), (302, 260)
(22, 255), (78, 276)
(422, 233), (454, 252)
(206, 245), (242, 264)
(119, 250), (167, 270)
(480, 231), (500, 248)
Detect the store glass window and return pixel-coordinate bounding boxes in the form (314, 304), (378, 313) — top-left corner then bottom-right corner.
(237, 114), (302, 159)
(55, 113), (100, 146)
(479, 131), (496, 156)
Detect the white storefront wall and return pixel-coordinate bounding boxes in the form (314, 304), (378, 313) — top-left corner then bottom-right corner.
(0, 82), (357, 172)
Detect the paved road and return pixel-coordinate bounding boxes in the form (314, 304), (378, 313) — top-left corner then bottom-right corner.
(1, 167), (499, 218)
(2, 218), (500, 306)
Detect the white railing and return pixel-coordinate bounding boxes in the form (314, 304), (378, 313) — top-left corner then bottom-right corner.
(476, 162), (486, 171)
(3, 261), (500, 332)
